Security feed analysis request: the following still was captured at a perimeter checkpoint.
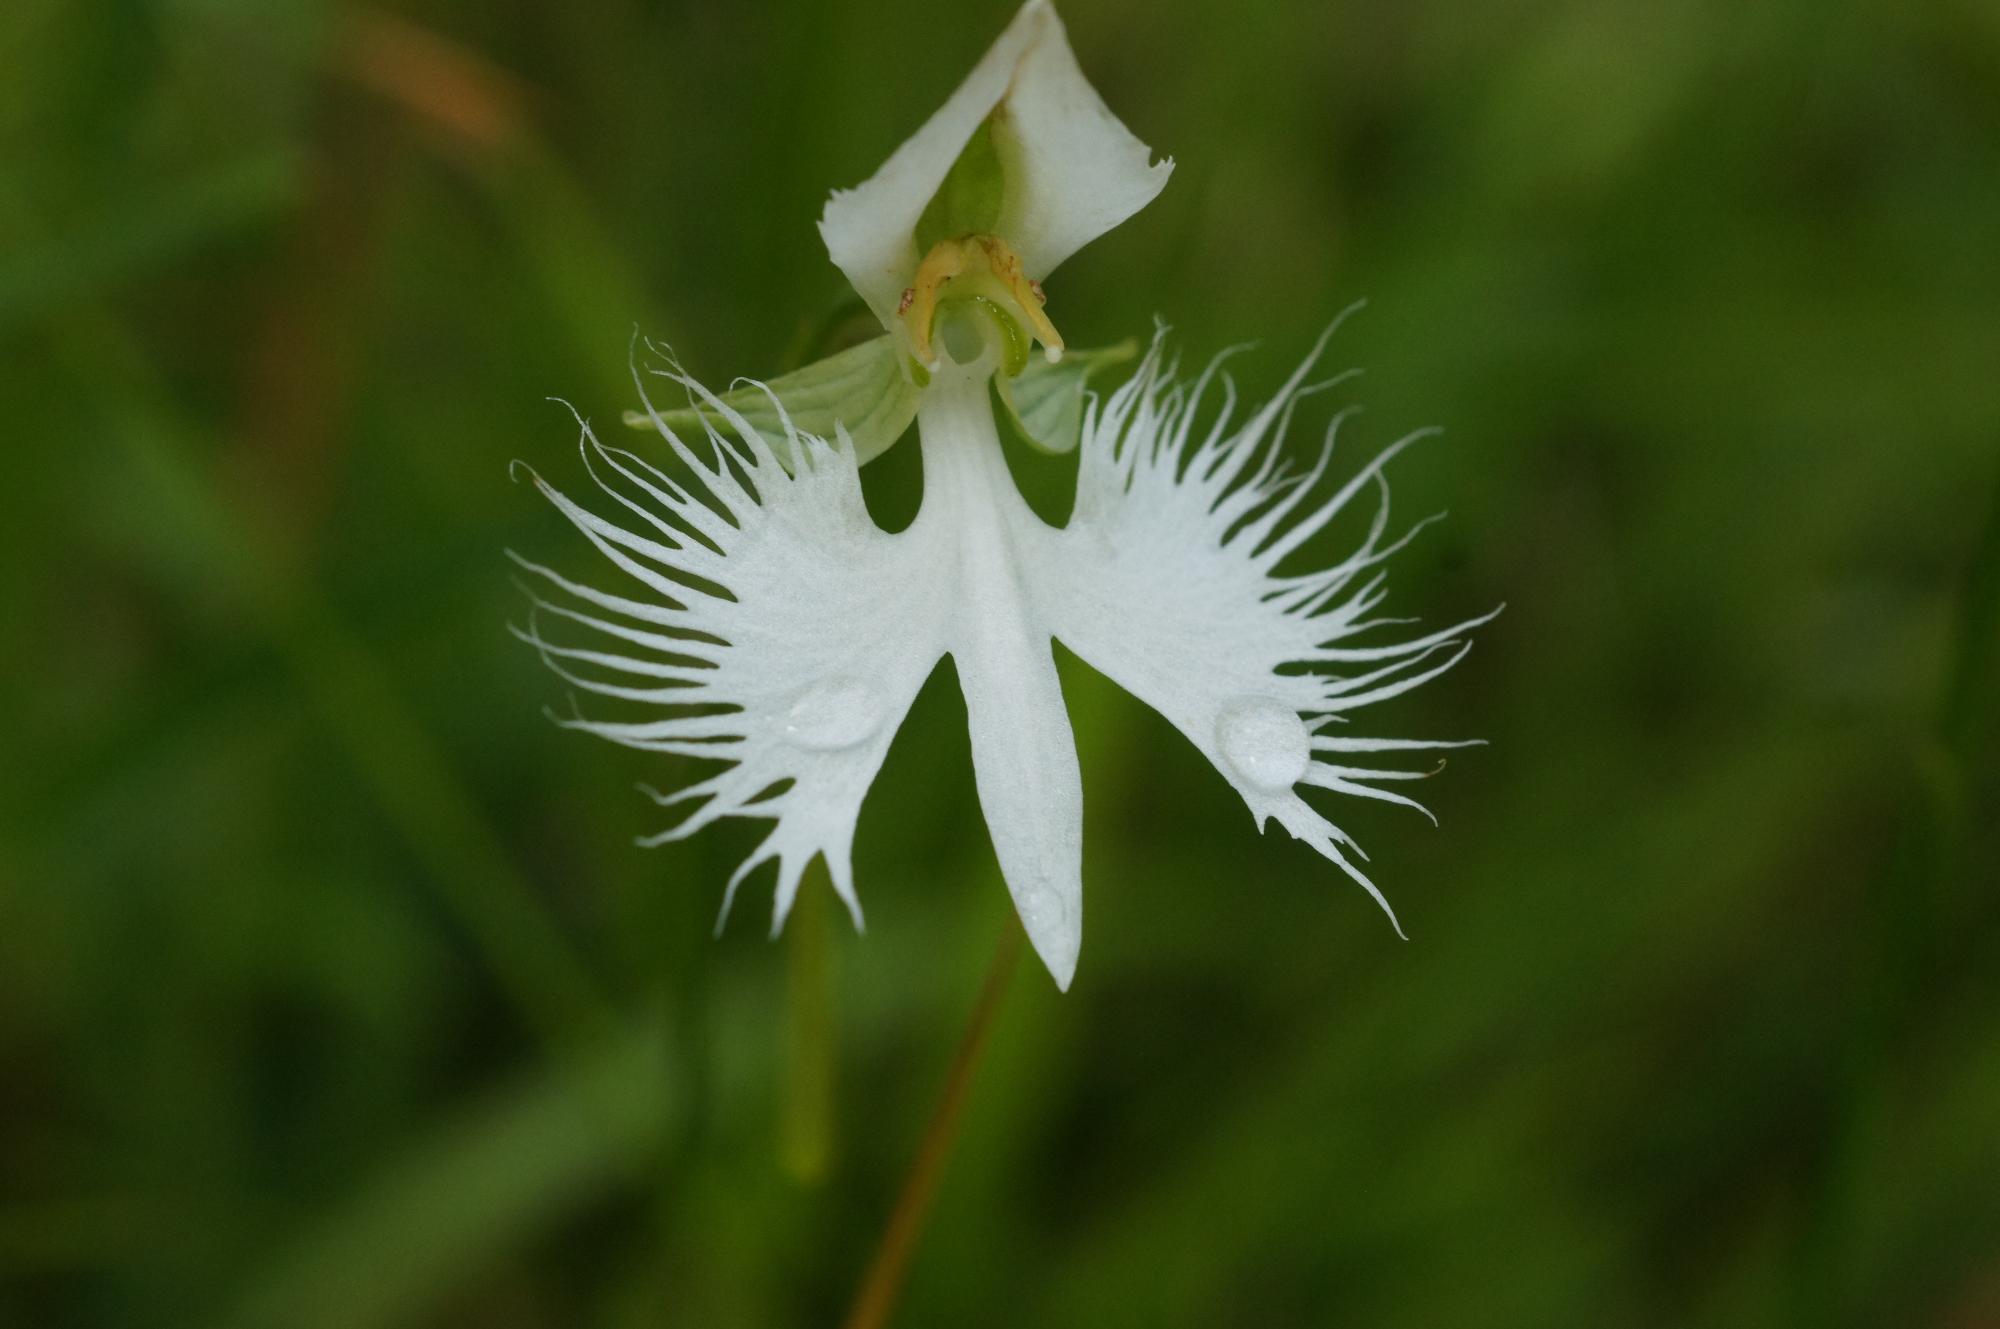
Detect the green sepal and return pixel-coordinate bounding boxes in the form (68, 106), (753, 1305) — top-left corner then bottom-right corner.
(990, 339), (1140, 455)
(621, 334), (920, 466)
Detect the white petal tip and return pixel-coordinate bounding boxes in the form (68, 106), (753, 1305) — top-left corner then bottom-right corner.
(1382, 902), (1409, 941)
(1018, 911), (1079, 991)
(1042, 945), (1077, 992)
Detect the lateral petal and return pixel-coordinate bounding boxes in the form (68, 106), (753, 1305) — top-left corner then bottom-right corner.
(515, 368), (949, 932)
(1032, 321), (1498, 931)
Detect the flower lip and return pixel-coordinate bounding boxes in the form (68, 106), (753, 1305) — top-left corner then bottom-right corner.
(520, 321), (1496, 989)
(818, 0), (1172, 352)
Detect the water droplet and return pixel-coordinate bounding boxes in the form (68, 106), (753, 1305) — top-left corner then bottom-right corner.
(1216, 697), (1310, 794)
(1014, 882), (1066, 935)
(783, 676), (885, 752)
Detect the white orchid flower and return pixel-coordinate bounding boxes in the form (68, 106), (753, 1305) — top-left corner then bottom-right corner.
(511, 0), (1495, 989)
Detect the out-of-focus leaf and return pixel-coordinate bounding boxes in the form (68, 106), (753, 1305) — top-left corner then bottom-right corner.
(0, 152), (301, 333)
(49, 310), (610, 1048)
(225, 1014), (675, 1329)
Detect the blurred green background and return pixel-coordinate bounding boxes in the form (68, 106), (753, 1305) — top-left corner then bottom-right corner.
(4, 0), (1998, 1324)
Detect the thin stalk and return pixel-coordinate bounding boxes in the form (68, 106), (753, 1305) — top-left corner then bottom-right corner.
(780, 873), (837, 1183)
(841, 923), (1022, 1329)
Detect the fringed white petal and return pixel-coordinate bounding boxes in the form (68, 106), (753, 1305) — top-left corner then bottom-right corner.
(818, 0), (1171, 335)
(512, 367), (949, 934)
(1034, 315), (1499, 933)
(518, 324), (1488, 982)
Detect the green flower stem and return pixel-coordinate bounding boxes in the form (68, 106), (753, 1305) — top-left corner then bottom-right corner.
(841, 920), (1023, 1329)
(780, 871), (838, 1183)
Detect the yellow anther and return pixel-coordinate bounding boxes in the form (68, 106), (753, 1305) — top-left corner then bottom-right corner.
(898, 233), (1065, 370)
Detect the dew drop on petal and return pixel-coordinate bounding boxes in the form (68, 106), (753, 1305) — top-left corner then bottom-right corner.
(1216, 698), (1311, 794)
(782, 676), (885, 752)
(1014, 881), (1067, 935)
